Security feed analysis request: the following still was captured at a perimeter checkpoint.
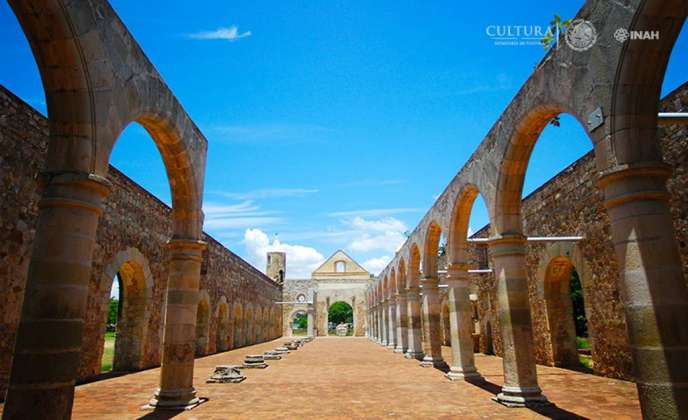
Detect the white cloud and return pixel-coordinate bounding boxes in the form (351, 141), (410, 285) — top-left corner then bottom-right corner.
(213, 188), (319, 201)
(188, 25), (251, 41)
(244, 229), (325, 279)
(203, 200), (282, 231)
(344, 217), (407, 253)
(327, 208), (420, 218)
(362, 255), (391, 274)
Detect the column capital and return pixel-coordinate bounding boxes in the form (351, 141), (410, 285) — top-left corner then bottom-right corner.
(488, 234), (526, 257)
(420, 275), (439, 287)
(38, 171), (112, 216)
(167, 239), (207, 262)
(596, 162), (672, 209)
(446, 263), (470, 286)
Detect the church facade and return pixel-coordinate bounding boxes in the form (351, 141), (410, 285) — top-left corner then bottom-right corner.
(270, 250), (375, 337)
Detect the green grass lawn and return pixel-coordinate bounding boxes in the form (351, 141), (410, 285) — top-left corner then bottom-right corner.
(576, 336), (592, 369)
(292, 328), (307, 336)
(101, 332), (116, 372)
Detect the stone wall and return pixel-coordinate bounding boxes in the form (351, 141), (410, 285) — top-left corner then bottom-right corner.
(468, 82), (688, 380)
(0, 85), (282, 399)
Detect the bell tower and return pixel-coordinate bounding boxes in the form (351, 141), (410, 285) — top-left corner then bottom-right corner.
(266, 252), (286, 285)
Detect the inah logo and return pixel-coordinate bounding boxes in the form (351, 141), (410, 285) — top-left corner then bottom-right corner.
(614, 28), (660, 42)
(614, 28), (630, 43)
(565, 19), (597, 51)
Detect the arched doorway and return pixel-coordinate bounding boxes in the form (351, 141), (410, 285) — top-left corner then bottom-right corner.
(328, 301), (353, 336)
(441, 299), (450, 347)
(195, 292), (210, 356)
(543, 257), (589, 369)
(216, 297), (229, 352)
(289, 310), (308, 336)
(99, 248), (152, 373)
(233, 303), (244, 348)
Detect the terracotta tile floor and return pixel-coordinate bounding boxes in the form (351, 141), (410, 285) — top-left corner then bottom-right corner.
(1, 337), (641, 419)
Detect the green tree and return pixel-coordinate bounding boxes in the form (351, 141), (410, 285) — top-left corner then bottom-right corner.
(569, 269), (588, 338)
(294, 313), (308, 329)
(108, 298), (119, 326)
(328, 301), (353, 325)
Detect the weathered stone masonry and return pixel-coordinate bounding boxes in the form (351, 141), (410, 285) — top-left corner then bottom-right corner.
(463, 81), (688, 381)
(0, 85), (282, 399)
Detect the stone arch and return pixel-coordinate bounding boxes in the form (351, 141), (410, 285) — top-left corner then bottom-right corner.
(328, 300), (354, 336)
(422, 222), (443, 276)
(494, 107), (588, 236)
(397, 258), (407, 291)
(215, 296), (229, 352)
(288, 309), (308, 336)
(245, 304), (255, 345)
(99, 247), (153, 372)
(233, 302), (244, 348)
(535, 242), (594, 368)
(408, 243), (421, 288)
(447, 184), (487, 264)
(195, 290), (211, 356)
(441, 297), (450, 347)
(4, 2), (209, 415)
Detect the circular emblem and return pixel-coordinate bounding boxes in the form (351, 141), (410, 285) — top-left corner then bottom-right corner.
(614, 28), (629, 43)
(297, 294), (306, 303)
(565, 19), (597, 52)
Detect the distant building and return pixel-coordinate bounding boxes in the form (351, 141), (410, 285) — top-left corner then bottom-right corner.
(280, 250), (374, 336)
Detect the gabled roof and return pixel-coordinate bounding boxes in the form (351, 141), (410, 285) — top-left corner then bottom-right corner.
(312, 250), (369, 278)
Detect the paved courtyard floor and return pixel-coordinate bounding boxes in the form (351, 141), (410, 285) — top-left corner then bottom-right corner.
(1, 337), (641, 419)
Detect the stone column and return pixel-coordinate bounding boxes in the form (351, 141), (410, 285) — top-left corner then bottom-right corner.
(149, 239), (207, 410)
(377, 302), (385, 345)
(395, 291), (408, 353)
(445, 264), (483, 381)
(307, 306), (315, 337)
(490, 235), (547, 407)
(600, 165), (688, 418)
(405, 286), (424, 359)
(3, 173), (110, 419)
(419, 276), (447, 368)
(386, 296), (397, 349)
(381, 299), (389, 346)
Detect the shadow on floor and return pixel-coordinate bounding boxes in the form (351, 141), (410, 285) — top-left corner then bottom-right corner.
(136, 398), (209, 420)
(467, 379), (588, 420)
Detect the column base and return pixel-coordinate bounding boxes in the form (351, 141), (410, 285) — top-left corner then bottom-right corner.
(404, 351), (424, 360)
(145, 387), (204, 411)
(492, 386), (550, 408)
(445, 367), (484, 382)
(393, 345), (406, 353)
(420, 356), (448, 369)
(386, 344), (396, 350)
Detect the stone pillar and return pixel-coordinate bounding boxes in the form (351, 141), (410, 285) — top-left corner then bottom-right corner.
(382, 300), (390, 346)
(377, 305), (383, 344)
(599, 165), (688, 418)
(445, 264), (483, 381)
(387, 296), (397, 349)
(405, 286), (424, 359)
(420, 276), (447, 369)
(394, 291), (408, 353)
(3, 173), (110, 419)
(149, 239), (207, 410)
(490, 235), (547, 407)
(307, 306), (315, 337)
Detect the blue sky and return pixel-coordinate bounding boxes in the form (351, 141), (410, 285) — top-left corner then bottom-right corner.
(1, 1), (686, 280)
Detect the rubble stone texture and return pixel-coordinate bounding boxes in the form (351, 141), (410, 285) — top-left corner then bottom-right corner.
(0, 85), (282, 400)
